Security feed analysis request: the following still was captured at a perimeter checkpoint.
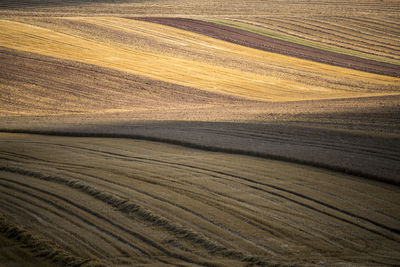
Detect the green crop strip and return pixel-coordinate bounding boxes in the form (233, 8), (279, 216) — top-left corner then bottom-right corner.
(205, 19), (400, 66)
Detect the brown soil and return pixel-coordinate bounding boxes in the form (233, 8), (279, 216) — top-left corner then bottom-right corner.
(0, 47), (247, 116)
(133, 17), (400, 77)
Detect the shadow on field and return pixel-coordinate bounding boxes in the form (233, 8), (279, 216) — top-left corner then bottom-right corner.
(2, 121), (399, 185)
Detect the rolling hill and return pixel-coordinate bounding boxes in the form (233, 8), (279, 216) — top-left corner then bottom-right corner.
(1, 0), (399, 266)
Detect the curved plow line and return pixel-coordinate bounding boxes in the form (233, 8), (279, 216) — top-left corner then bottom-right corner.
(0, 189), (127, 260)
(0, 214), (105, 267)
(0, 180), (153, 258)
(0, 166), (282, 266)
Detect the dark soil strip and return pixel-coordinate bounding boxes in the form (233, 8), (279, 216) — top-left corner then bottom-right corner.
(130, 17), (400, 77)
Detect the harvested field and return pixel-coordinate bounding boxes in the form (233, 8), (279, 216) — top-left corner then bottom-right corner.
(1, 18), (399, 106)
(1, 0), (400, 266)
(134, 17), (400, 77)
(0, 133), (399, 266)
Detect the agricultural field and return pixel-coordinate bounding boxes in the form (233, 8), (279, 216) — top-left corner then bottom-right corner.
(0, 0), (400, 266)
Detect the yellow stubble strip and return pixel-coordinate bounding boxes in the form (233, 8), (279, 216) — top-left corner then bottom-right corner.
(0, 18), (398, 102)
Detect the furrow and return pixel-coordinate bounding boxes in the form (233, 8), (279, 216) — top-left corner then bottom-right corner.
(346, 17), (400, 34)
(248, 17), (400, 61)
(0, 190), (119, 260)
(312, 17), (400, 43)
(280, 17), (400, 54)
(0, 166), (279, 266)
(52, 162), (286, 257)
(28, 146), (396, 254)
(0, 178), (153, 258)
(131, 158), (400, 239)
(0, 214), (105, 267)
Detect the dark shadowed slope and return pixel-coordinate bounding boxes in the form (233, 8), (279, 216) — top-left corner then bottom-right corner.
(133, 17), (400, 77)
(1, 118), (399, 185)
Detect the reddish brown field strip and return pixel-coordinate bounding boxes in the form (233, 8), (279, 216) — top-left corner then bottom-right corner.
(133, 17), (400, 77)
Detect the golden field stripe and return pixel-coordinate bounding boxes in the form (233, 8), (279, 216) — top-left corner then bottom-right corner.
(1, 18), (399, 102)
